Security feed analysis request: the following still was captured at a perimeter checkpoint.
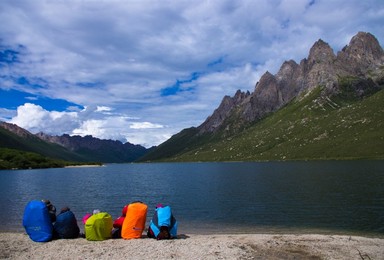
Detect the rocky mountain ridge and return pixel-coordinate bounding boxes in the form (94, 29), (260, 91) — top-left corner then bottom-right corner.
(198, 32), (384, 135)
(36, 132), (148, 162)
(0, 121), (34, 138)
(0, 121), (149, 163)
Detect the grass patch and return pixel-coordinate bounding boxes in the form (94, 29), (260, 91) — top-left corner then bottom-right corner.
(0, 148), (101, 170)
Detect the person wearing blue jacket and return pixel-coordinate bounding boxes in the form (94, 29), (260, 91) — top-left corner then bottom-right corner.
(23, 200), (54, 242)
(147, 204), (178, 240)
(53, 207), (80, 239)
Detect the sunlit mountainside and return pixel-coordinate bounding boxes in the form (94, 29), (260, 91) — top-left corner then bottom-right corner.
(139, 32), (384, 162)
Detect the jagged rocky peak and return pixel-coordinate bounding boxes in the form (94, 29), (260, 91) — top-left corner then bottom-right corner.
(251, 71), (282, 111)
(198, 89), (250, 133)
(307, 39), (336, 66)
(343, 32), (384, 59)
(254, 71), (278, 97)
(220, 89), (251, 106)
(233, 89), (250, 102)
(275, 60), (302, 102)
(337, 32), (384, 75)
(276, 60), (300, 81)
(301, 38), (339, 93)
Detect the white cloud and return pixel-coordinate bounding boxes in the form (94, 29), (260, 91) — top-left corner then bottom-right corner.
(72, 120), (106, 137)
(7, 103), (168, 147)
(9, 103), (78, 134)
(96, 106), (113, 113)
(1, 0), (383, 147)
(130, 122), (164, 129)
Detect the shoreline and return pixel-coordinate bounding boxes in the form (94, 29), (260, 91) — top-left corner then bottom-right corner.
(64, 164), (104, 168)
(1, 232), (383, 259)
(3, 225), (384, 239)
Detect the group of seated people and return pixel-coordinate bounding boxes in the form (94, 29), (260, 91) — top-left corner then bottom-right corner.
(23, 199), (178, 242)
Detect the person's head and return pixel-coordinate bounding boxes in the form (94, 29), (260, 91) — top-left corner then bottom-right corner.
(42, 199), (56, 213)
(156, 203), (163, 209)
(93, 209), (100, 214)
(60, 207), (70, 214)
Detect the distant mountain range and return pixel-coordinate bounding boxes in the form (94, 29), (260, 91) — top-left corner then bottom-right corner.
(0, 122), (149, 163)
(139, 32), (384, 162)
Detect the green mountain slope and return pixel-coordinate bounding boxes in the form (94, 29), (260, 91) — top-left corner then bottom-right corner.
(138, 127), (200, 161)
(0, 127), (87, 162)
(139, 87), (384, 162)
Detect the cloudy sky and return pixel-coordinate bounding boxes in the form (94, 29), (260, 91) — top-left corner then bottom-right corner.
(0, 0), (383, 147)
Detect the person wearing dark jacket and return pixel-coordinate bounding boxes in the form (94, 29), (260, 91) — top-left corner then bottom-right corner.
(53, 207), (80, 239)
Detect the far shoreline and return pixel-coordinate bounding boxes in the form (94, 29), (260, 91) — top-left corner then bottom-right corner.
(64, 164), (104, 168)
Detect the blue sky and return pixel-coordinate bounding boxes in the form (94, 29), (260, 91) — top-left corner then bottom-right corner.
(1, 0), (383, 147)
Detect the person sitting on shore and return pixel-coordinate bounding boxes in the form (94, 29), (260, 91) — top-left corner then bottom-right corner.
(53, 207), (80, 239)
(147, 203), (178, 240)
(23, 200), (55, 242)
(82, 209), (100, 225)
(42, 199), (57, 223)
(112, 205), (128, 238)
(121, 201), (148, 239)
(84, 210), (113, 241)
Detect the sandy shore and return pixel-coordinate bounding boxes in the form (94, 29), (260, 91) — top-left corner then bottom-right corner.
(64, 164), (103, 168)
(1, 232), (383, 259)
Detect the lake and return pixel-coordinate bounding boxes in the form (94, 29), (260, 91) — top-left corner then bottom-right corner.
(0, 161), (383, 236)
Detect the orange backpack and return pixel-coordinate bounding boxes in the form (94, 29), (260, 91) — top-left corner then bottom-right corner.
(121, 202), (148, 239)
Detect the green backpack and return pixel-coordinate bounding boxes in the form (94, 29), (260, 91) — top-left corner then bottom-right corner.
(85, 212), (113, 241)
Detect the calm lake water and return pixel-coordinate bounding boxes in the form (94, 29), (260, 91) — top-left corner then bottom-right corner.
(0, 161), (383, 236)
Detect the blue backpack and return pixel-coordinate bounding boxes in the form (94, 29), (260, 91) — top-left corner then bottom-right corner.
(148, 206), (178, 239)
(23, 200), (53, 242)
(53, 210), (80, 239)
